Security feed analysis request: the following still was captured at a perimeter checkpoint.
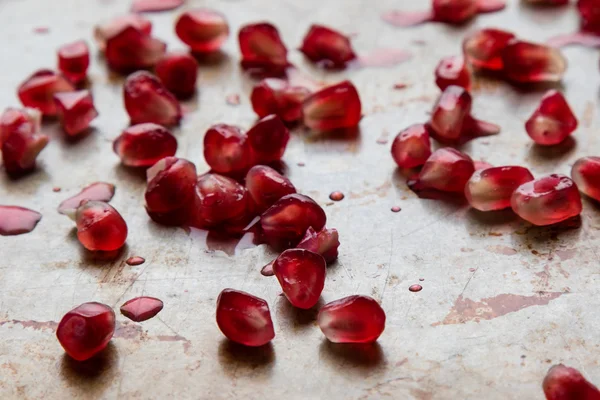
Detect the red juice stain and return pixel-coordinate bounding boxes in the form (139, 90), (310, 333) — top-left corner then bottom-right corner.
(393, 83), (408, 90)
(126, 256), (145, 266)
(53, 187), (61, 192)
(297, 162), (305, 167)
(131, 0), (184, 12)
(547, 32), (600, 48)
(33, 26), (50, 34)
(329, 191), (345, 201)
(409, 284), (423, 292)
(356, 48), (412, 67)
(391, 206), (401, 213)
(381, 9), (434, 27)
(0, 206), (42, 236)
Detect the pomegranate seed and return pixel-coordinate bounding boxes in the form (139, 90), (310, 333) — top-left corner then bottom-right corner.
(501, 40), (567, 83)
(57, 40), (90, 85)
(120, 297), (163, 322)
(297, 226), (340, 264)
(58, 182), (115, 216)
(190, 173), (250, 228)
(273, 249), (326, 309)
(329, 191), (344, 201)
(299, 24), (357, 69)
(125, 256), (145, 266)
(463, 28), (516, 72)
(250, 78), (311, 123)
(175, 9), (229, 53)
(246, 115), (290, 164)
(302, 81), (362, 131)
(432, 0), (478, 24)
(94, 14), (152, 52)
(123, 71), (182, 126)
(390, 124), (432, 169)
(572, 157), (600, 201)
(435, 56), (471, 91)
(238, 23), (289, 77)
(543, 364), (600, 400)
(465, 166), (534, 211)
(54, 90), (98, 136)
(155, 53), (198, 99)
(113, 123), (177, 167)
(511, 174), (582, 226)
(245, 165), (296, 212)
(0, 108), (41, 146)
(203, 124), (251, 176)
(578, 0), (600, 34)
(0, 206), (42, 236)
(18, 70), (75, 116)
(525, 90), (577, 146)
(105, 26), (166, 73)
(408, 148), (475, 195)
(75, 201), (128, 251)
(56, 302), (115, 361)
(317, 295), (386, 343)
(216, 289), (275, 347)
(131, 0), (184, 12)
(1, 116), (49, 176)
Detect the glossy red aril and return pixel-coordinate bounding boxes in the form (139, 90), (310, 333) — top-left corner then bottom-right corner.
(120, 297), (164, 322)
(175, 9), (229, 53)
(58, 182), (115, 216)
(94, 14), (152, 51)
(0, 108), (41, 146)
(250, 78), (311, 123)
(435, 56), (470, 91)
(302, 81), (361, 131)
(18, 70), (75, 116)
(124, 71), (182, 126)
(216, 289), (275, 347)
(297, 226), (340, 264)
(56, 302), (115, 361)
(58, 40), (90, 84)
(391, 124), (432, 169)
(408, 148), (475, 195)
(543, 364), (600, 400)
(246, 115), (290, 164)
(0, 206), (42, 236)
(113, 123), (177, 167)
(433, 0), (478, 24)
(245, 165), (296, 212)
(155, 53), (198, 99)
(463, 28), (516, 72)
(75, 201), (128, 251)
(318, 295), (386, 343)
(273, 249), (326, 309)
(501, 40), (567, 83)
(54, 90), (98, 136)
(238, 23), (289, 76)
(1, 110), (48, 176)
(191, 173), (249, 228)
(299, 24), (356, 69)
(572, 157), (600, 202)
(578, 0), (600, 35)
(105, 26), (166, 72)
(203, 124), (251, 176)
(465, 166), (534, 211)
(525, 90), (577, 146)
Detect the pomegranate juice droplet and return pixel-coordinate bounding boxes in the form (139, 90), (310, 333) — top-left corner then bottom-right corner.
(126, 256), (145, 266)
(391, 206), (401, 213)
(0, 206), (42, 236)
(329, 191), (345, 201)
(409, 284), (423, 292)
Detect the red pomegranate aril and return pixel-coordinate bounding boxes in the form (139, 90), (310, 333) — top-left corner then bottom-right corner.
(54, 90), (98, 136)
(175, 9), (229, 53)
(94, 14), (152, 52)
(302, 81), (361, 131)
(299, 24), (356, 69)
(113, 123), (177, 167)
(250, 78), (311, 123)
(245, 165), (296, 212)
(203, 124), (251, 176)
(578, 0), (600, 35)
(408, 148), (475, 194)
(0, 206), (42, 236)
(105, 26), (166, 73)
(432, 0), (478, 24)
(273, 249), (326, 309)
(155, 53), (198, 99)
(120, 297), (163, 322)
(543, 364), (600, 400)
(145, 157), (197, 214)
(526, 90), (577, 146)
(391, 124), (432, 169)
(190, 173), (250, 228)
(465, 166), (534, 211)
(435, 56), (470, 91)
(124, 71), (182, 126)
(501, 40), (567, 83)
(246, 115), (290, 164)
(463, 28), (516, 72)
(0, 108), (41, 146)
(572, 157), (600, 201)
(511, 174), (582, 226)
(18, 70), (75, 116)
(75, 201), (128, 251)
(126, 256), (145, 266)
(58, 40), (89, 85)
(216, 289), (275, 347)
(297, 226), (340, 264)
(318, 295), (386, 343)
(58, 182), (115, 216)
(1, 118), (49, 176)
(238, 23), (289, 76)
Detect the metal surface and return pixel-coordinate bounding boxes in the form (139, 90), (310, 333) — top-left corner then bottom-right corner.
(1, 0), (600, 399)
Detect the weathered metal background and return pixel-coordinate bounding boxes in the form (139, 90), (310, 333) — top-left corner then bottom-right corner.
(1, 0), (600, 398)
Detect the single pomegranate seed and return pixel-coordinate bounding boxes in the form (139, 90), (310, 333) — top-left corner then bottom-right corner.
(273, 249), (326, 309)
(0, 206), (42, 236)
(572, 157), (600, 201)
(18, 70), (75, 116)
(578, 0), (600, 34)
(463, 28), (516, 72)
(299, 24), (357, 69)
(203, 124), (251, 176)
(435, 56), (471, 91)
(317, 295), (386, 343)
(175, 9), (229, 53)
(246, 115), (290, 164)
(501, 40), (567, 83)
(408, 148), (475, 195)
(391, 124), (432, 169)
(1, 115), (49, 176)
(543, 364), (600, 400)
(131, 0), (184, 12)
(57, 40), (90, 85)
(120, 297), (164, 322)
(302, 81), (361, 131)
(123, 71), (182, 126)
(58, 182), (116, 217)
(75, 201), (128, 251)
(245, 165), (296, 212)
(297, 226), (340, 264)
(238, 23), (289, 76)
(329, 191), (344, 201)
(465, 166), (534, 211)
(525, 90), (577, 146)
(56, 302), (116, 361)
(216, 289), (275, 347)
(94, 14), (152, 52)
(113, 123), (177, 167)
(0, 107), (41, 146)
(54, 90), (98, 136)
(511, 174), (582, 226)
(105, 26), (166, 73)
(190, 173), (250, 228)
(432, 0), (478, 24)
(250, 78), (311, 123)
(155, 53), (199, 99)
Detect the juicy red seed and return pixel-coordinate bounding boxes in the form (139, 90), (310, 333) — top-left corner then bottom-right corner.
(120, 297), (164, 322)
(245, 165), (296, 212)
(501, 40), (567, 83)
(203, 124), (251, 175)
(155, 53), (199, 99)
(465, 166), (534, 211)
(572, 156), (600, 202)
(302, 80), (362, 131)
(246, 114), (290, 164)
(391, 124), (432, 169)
(432, 0), (478, 24)
(57, 40), (90, 85)
(543, 364), (600, 400)
(250, 78), (311, 123)
(299, 24), (356, 69)
(0, 206), (42, 236)
(145, 157), (197, 213)
(463, 28), (516, 72)
(317, 295), (386, 343)
(105, 26), (166, 73)
(525, 90), (578, 146)
(408, 148), (475, 194)
(1, 116), (49, 176)
(578, 0), (600, 34)
(58, 182), (116, 216)
(126, 256), (145, 266)
(56, 302), (116, 361)
(216, 288), (275, 347)
(113, 123), (177, 167)
(238, 23), (289, 77)
(94, 14), (152, 52)
(175, 9), (229, 53)
(190, 173), (249, 228)
(131, 0), (184, 12)
(123, 71), (182, 126)
(273, 249), (326, 309)
(297, 226), (340, 264)
(511, 174), (582, 226)
(76, 201), (128, 251)
(54, 90), (98, 136)
(0, 108), (41, 146)
(435, 56), (471, 91)
(18, 70), (75, 116)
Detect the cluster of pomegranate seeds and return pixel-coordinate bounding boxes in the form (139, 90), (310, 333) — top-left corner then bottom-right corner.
(57, 40), (90, 85)
(123, 71), (182, 126)
(273, 249), (326, 309)
(75, 200), (128, 251)
(175, 9), (230, 53)
(297, 227), (340, 264)
(511, 174), (582, 226)
(155, 53), (199, 99)
(245, 165), (296, 213)
(56, 302), (115, 361)
(391, 124), (432, 169)
(251, 78), (311, 124)
(54, 90), (98, 137)
(572, 157), (600, 201)
(0, 206), (42, 236)
(105, 26), (166, 73)
(465, 166), (534, 211)
(525, 91), (578, 146)
(113, 123), (177, 167)
(463, 28), (516, 72)
(317, 295), (385, 343)
(408, 148), (475, 196)
(238, 23), (289, 77)
(216, 289), (275, 347)
(435, 56), (470, 91)
(94, 14), (152, 52)
(543, 364), (600, 400)
(302, 81), (362, 131)
(578, 0), (600, 35)
(432, 0), (478, 24)
(120, 297), (164, 322)
(299, 24), (357, 69)
(18, 70), (75, 116)
(58, 182), (115, 216)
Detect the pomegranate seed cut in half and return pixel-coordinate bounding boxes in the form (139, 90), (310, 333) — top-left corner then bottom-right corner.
(175, 9), (230, 53)
(58, 182), (115, 217)
(120, 297), (164, 322)
(105, 26), (166, 73)
(1, 113), (49, 177)
(113, 123), (177, 167)
(0, 107), (41, 146)
(525, 90), (578, 146)
(54, 90), (98, 137)
(511, 174), (582, 226)
(408, 148), (475, 196)
(238, 23), (289, 76)
(432, 0), (478, 24)
(246, 114), (290, 164)
(543, 364), (600, 400)
(465, 166), (534, 211)
(391, 124), (432, 169)
(317, 295), (386, 343)
(250, 78), (311, 123)
(18, 70), (75, 116)
(245, 165), (296, 212)
(123, 71), (182, 126)
(302, 81), (361, 132)
(572, 157), (600, 202)
(94, 14), (152, 52)
(435, 56), (471, 91)
(273, 249), (326, 309)
(56, 302), (116, 361)
(155, 53), (199, 99)
(75, 201), (128, 251)
(297, 226), (340, 264)
(57, 40), (90, 85)
(203, 124), (251, 176)
(216, 289), (275, 347)
(299, 24), (357, 69)
(578, 0), (600, 35)
(501, 40), (567, 84)
(463, 28), (516, 72)
(190, 173), (250, 228)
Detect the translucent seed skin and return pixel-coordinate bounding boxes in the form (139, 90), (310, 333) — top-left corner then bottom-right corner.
(435, 56), (470, 91)
(465, 166), (535, 211)
(463, 28), (515, 72)
(525, 90), (578, 146)
(409, 148), (475, 194)
(390, 124), (432, 169)
(501, 40), (567, 84)
(75, 201), (128, 252)
(572, 156), (600, 202)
